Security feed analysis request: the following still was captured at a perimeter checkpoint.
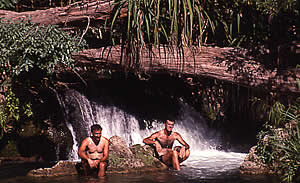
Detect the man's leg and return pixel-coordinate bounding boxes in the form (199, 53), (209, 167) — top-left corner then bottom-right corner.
(172, 150), (180, 170)
(81, 159), (90, 176)
(161, 150), (173, 166)
(174, 146), (190, 163)
(161, 149), (181, 170)
(97, 161), (107, 177)
(179, 149), (190, 163)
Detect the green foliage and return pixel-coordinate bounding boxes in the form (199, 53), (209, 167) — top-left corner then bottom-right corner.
(0, 18), (85, 139)
(0, 140), (20, 157)
(109, 0), (217, 68)
(256, 101), (300, 183)
(0, 0), (15, 10)
(253, 0), (298, 15)
(0, 18), (85, 83)
(0, 88), (33, 138)
(108, 0), (298, 65)
(269, 101), (286, 127)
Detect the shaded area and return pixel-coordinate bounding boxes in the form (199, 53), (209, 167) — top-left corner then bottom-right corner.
(83, 72), (191, 127)
(0, 162), (56, 179)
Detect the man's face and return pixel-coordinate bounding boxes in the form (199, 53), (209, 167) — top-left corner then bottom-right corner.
(92, 129), (102, 140)
(165, 120), (175, 132)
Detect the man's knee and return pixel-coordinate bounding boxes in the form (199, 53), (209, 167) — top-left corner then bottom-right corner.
(180, 149), (190, 162)
(185, 149), (190, 158)
(99, 162), (106, 169)
(172, 149), (179, 158)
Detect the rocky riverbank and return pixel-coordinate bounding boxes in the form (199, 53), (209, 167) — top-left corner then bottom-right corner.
(26, 136), (167, 177)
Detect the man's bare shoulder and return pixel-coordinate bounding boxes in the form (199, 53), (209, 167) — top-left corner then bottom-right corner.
(173, 132), (182, 138)
(83, 136), (91, 142)
(80, 137), (91, 146)
(101, 136), (109, 142)
(155, 129), (165, 136)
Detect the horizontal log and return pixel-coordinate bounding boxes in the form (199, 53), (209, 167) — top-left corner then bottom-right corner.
(0, 0), (117, 28)
(73, 46), (300, 93)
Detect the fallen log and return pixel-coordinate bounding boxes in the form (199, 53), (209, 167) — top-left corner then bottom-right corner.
(73, 46), (300, 93)
(0, 0), (120, 30)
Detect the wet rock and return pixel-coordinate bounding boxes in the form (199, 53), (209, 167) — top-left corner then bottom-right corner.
(27, 161), (78, 177)
(239, 146), (274, 175)
(27, 136), (167, 177)
(109, 136), (133, 158)
(44, 122), (74, 160)
(106, 136), (167, 173)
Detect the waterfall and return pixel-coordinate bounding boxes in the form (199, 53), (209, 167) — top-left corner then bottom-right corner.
(62, 90), (219, 160)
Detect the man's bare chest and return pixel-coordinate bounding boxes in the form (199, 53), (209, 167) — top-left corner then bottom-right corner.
(157, 134), (175, 148)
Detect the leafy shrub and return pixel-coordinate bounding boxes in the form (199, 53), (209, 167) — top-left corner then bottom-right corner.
(0, 18), (85, 83)
(0, 18), (85, 139)
(0, 88), (33, 138)
(256, 101), (300, 182)
(0, 0), (15, 10)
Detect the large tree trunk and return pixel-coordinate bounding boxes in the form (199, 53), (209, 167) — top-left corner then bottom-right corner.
(74, 46), (300, 93)
(0, 0), (119, 31)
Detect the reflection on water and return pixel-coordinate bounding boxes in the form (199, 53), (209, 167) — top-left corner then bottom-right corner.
(0, 169), (280, 183)
(0, 150), (280, 183)
(182, 150), (247, 179)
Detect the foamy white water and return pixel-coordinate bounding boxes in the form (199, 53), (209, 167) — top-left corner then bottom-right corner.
(182, 150), (246, 178)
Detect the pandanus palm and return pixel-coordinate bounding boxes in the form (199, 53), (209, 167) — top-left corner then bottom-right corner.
(109, 0), (215, 69)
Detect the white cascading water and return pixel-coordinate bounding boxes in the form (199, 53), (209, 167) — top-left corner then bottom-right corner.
(63, 90), (246, 178)
(63, 90), (216, 160)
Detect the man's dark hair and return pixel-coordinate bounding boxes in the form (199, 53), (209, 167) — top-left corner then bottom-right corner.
(166, 119), (175, 123)
(91, 124), (102, 132)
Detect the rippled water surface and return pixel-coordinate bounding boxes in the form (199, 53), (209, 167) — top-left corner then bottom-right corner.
(0, 150), (280, 183)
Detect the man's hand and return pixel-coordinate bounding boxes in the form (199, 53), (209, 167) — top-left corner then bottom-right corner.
(88, 159), (97, 168)
(179, 146), (186, 159)
(154, 141), (163, 156)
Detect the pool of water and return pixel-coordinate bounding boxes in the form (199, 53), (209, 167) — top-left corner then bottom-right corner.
(0, 150), (280, 183)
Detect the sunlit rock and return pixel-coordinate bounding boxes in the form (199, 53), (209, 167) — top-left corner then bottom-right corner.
(27, 136), (167, 177)
(27, 161), (78, 177)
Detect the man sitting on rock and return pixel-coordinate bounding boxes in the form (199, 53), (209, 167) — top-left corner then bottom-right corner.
(143, 120), (190, 170)
(78, 124), (109, 177)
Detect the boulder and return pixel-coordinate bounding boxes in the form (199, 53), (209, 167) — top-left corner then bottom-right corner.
(27, 161), (78, 177)
(27, 136), (167, 177)
(239, 146), (274, 175)
(109, 136), (133, 158)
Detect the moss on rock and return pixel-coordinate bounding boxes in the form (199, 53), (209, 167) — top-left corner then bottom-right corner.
(0, 140), (20, 157)
(18, 120), (41, 137)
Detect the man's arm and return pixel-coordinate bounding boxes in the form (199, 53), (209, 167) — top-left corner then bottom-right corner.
(143, 132), (159, 145)
(100, 138), (109, 162)
(78, 138), (89, 160)
(143, 131), (163, 156)
(176, 133), (190, 150)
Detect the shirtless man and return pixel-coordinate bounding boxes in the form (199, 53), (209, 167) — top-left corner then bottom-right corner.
(143, 120), (190, 170)
(78, 124), (109, 177)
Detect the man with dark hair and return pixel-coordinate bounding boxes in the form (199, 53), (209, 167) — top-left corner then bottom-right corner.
(143, 120), (190, 170)
(78, 124), (109, 177)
